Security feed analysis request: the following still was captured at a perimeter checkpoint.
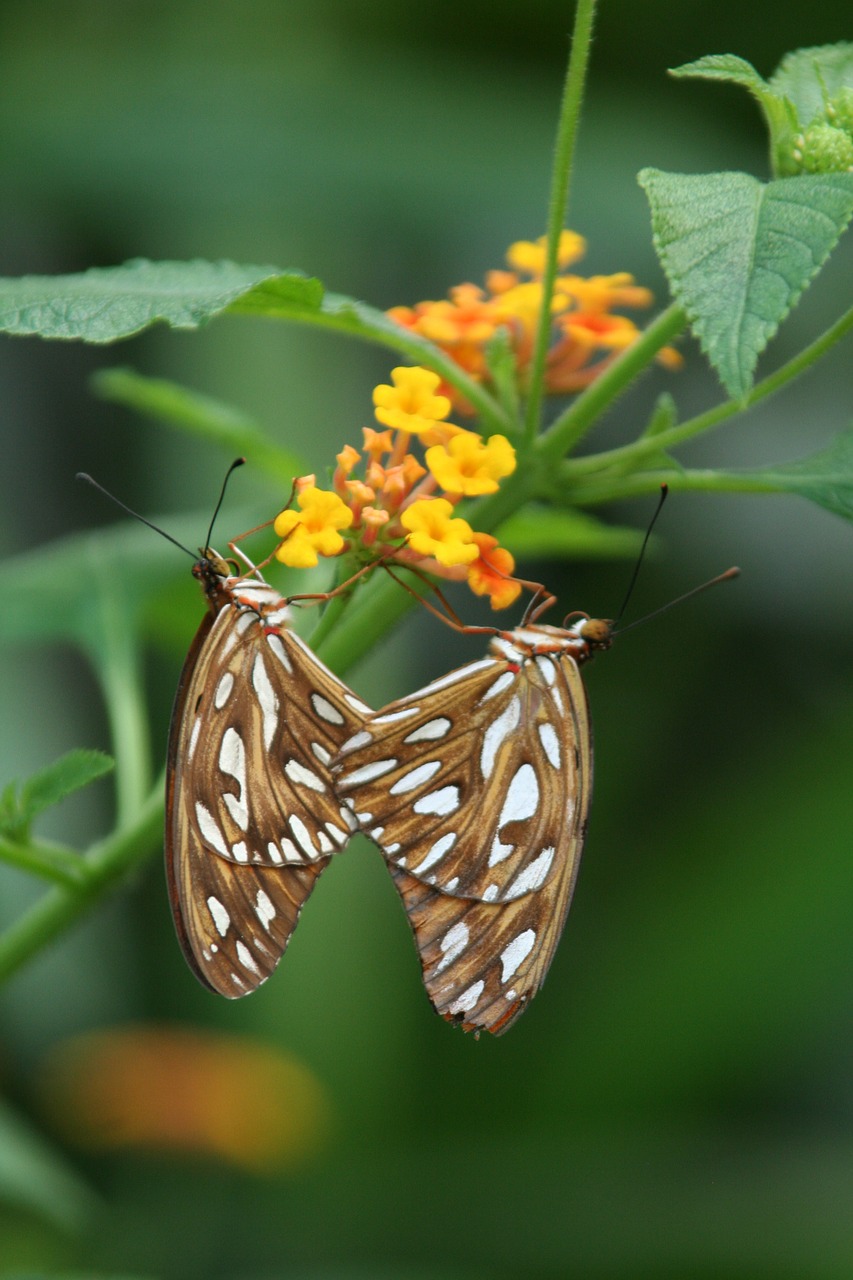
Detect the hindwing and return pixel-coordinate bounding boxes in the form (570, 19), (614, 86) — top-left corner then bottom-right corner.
(166, 574), (367, 997)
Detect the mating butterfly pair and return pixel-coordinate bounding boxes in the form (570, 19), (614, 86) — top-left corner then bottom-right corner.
(169, 548), (610, 1034)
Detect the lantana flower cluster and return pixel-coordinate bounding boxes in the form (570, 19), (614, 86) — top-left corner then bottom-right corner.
(387, 232), (681, 410)
(272, 366), (523, 610)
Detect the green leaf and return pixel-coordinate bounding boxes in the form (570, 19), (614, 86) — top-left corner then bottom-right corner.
(231, 287), (512, 434)
(483, 327), (521, 423)
(0, 259), (322, 342)
(640, 392), (678, 440)
(639, 168), (853, 399)
(771, 42), (853, 126)
(736, 426), (853, 519)
(0, 1098), (96, 1231)
(672, 45), (853, 177)
(672, 53), (773, 96)
(497, 507), (646, 559)
(92, 367), (305, 483)
(0, 752), (114, 841)
(21, 751), (114, 823)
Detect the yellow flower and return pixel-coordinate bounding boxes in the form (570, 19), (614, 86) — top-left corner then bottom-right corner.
(373, 366), (452, 435)
(274, 486), (353, 568)
(426, 430), (516, 497)
(506, 231), (586, 276)
(400, 498), (478, 568)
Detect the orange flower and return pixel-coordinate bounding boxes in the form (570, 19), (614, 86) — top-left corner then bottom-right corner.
(467, 534), (522, 610)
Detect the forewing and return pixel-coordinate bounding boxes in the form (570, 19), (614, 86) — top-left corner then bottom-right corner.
(173, 610), (363, 870)
(335, 653), (585, 905)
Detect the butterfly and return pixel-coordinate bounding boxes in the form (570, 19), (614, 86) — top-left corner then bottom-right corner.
(333, 594), (615, 1035)
(165, 546), (373, 997)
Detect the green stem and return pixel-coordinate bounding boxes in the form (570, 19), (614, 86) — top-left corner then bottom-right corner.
(537, 303), (687, 464)
(0, 780), (164, 987)
(87, 545), (152, 826)
(524, 0), (598, 443)
(0, 837), (86, 888)
(568, 300), (853, 478)
(570, 465), (790, 506)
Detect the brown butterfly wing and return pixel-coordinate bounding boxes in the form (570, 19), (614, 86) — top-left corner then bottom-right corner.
(335, 648), (593, 1032)
(166, 600), (365, 997)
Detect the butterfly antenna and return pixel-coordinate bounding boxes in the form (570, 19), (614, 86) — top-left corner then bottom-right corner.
(613, 483), (669, 627)
(76, 471), (196, 560)
(205, 457), (246, 549)
(615, 566), (740, 637)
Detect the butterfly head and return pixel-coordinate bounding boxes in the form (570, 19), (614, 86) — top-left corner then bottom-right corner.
(192, 547), (235, 612)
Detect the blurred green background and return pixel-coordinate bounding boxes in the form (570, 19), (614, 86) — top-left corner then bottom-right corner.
(1, 2), (852, 1277)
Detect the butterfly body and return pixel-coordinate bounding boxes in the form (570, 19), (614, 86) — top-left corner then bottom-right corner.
(334, 614), (613, 1034)
(166, 549), (368, 998)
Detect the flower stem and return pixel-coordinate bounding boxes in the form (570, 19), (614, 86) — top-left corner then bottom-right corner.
(0, 780), (164, 987)
(537, 303), (687, 463)
(523, 0), (599, 444)
(567, 299), (853, 477)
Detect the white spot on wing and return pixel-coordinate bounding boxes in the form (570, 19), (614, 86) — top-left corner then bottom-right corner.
(500, 929), (536, 982)
(289, 814), (317, 858)
(219, 727), (249, 831)
(390, 760), (442, 794)
(231, 841), (249, 863)
(340, 729), (373, 752)
(345, 692), (372, 715)
(507, 846), (555, 896)
(207, 896), (230, 936)
(187, 717), (202, 763)
(214, 671), (234, 710)
(538, 722), (561, 769)
(480, 696), (521, 780)
(311, 742), (332, 765)
(338, 758), (398, 788)
(536, 655), (557, 685)
(478, 670), (517, 703)
(266, 841), (283, 864)
(371, 706), (421, 725)
(435, 921), (469, 973)
(311, 693), (345, 725)
(498, 763), (539, 828)
(403, 717), (452, 743)
(285, 759), (326, 792)
(415, 658), (495, 698)
(266, 633), (293, 673)
(196, 803), (229, 856)
(448, 980), (484, 1014)
(236, 940), (260, 975)
(252, 653), (279, 750)
(255, 889), (276, 930)
(411, 831), (456, 873)
(413, 786), (460, 816)
(280, 837), (302, 862)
